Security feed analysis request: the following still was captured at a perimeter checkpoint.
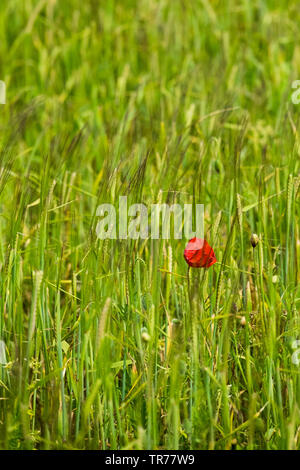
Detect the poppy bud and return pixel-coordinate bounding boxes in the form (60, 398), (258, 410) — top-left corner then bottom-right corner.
(141, 328), (150, 342)
(250, 233), (259, 248)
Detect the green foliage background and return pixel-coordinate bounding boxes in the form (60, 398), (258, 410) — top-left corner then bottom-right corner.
(0, 0), (299, 449)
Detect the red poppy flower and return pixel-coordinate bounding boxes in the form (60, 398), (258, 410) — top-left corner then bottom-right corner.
(184, 237), (217, 268)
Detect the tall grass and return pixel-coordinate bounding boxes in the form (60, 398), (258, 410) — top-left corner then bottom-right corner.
(0, 0), (299, 450)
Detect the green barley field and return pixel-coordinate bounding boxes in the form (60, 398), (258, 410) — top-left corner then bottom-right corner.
(0, 0), (299, 451)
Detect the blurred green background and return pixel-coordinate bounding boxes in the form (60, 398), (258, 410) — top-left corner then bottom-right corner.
(0, 0), (299, 450)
